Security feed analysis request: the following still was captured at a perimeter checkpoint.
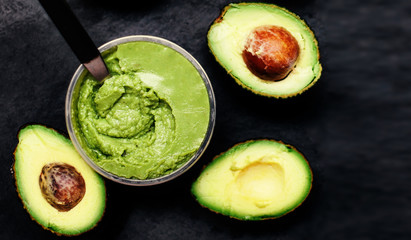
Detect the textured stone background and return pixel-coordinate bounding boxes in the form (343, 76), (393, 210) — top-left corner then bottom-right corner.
(1, 0), (410, 239)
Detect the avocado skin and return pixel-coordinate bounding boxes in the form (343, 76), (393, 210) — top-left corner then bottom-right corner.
(208, 3), (322, 98)
(191, 139), (313, 221)
(13, 124), (106, 236)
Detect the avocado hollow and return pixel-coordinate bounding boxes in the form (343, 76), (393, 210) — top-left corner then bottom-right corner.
(191, 139), (313, 220)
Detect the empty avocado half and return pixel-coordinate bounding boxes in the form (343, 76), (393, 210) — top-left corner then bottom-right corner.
(191, 139), (312, 220)
(208, 3), (322, 98)
(13, 125), (106, 236)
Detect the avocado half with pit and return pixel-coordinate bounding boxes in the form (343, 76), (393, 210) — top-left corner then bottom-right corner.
(191, 139), (312, 220)
(14, 125), (106, 236)
(208, 3), (322, 98)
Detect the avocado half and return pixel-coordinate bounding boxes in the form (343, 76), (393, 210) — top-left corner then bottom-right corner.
(14, 125), (106, 236)
(191, 139), (312, 220)
(208, 3), (322, 98)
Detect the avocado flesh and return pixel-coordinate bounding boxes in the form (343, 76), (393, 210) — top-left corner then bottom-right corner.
(208, 3), (322, 98)
(191, 140), (312, 220)
(14, 125), (106, 236)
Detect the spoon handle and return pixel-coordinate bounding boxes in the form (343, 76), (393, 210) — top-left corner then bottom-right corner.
(38, 0), (109, 81)
(38, 0), (99, 63)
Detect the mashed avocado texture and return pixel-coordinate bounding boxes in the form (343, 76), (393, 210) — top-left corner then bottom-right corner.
(71, 41), (210, 180)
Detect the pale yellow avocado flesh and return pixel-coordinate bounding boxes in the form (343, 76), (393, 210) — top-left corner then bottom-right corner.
(208, 3), (322, 97)
(14, 125), (105, 236)
(191, 140), (312, 220)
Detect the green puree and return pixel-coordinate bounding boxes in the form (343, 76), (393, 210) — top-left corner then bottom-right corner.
(72, 41), (210, 179)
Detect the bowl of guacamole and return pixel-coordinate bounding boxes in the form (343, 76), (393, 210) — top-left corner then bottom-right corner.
(65, 36), (216, 186)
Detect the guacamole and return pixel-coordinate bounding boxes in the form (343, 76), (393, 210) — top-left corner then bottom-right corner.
(71, 41), (211, 180)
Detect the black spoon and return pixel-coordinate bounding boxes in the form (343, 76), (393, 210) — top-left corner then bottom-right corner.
(38, 0), (109, 81)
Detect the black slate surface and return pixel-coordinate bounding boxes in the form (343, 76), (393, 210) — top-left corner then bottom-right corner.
(1, 0), (411, 239)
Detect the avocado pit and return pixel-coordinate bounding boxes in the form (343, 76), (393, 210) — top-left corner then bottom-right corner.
(242, 25), (300, 81)
(39, 162), (86, 212)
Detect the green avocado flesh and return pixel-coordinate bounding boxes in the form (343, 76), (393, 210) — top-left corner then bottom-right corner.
(71, 41), (210, 180)
(14, 125), (106, 236)
(208, 3), (322, 97)
(191, 140), (312, 220)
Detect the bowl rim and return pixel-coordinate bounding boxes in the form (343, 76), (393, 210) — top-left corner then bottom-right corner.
(65, 35), (216, 186)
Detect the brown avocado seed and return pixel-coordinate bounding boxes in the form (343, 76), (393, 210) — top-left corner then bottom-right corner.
(242, 25), (300, 81)
(39, 163), (86, 212)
